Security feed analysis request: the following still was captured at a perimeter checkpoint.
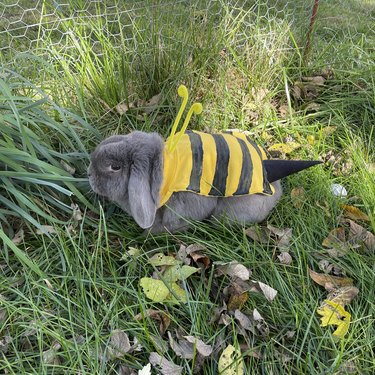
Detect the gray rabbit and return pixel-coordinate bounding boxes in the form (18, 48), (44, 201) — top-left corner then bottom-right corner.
(88, 130), (320, 233)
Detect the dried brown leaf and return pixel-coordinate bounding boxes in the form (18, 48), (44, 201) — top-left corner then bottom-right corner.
(277, 252), (293, 265)
(134, 309), (171, 335)
(142, 93), (162, 114)
(109, 330), (131, 358)
(252, 308), (269, 337)
(347, 219), (375, 251)
(267, 224), (292, 250)
(234, 310), (254, 333)
(342, 205), (370, 222)
(326, 286), (359, 306)
(244, 226), (269, 244)
(304, 102), (320, 112)
(248, 281), (277, 302)
(215, 261), (251, 281)
(322, 227), (346, 247)
(71, 203), (83, 221)
(291, 187), (305, 209)
(12, 229), (24, 245)
(0, 336), (12, 354)
(309, 269), (353, 290)
(227, 292), (249, 311)
(36, 225), (56, 235)
(168, 332), (194, 359)
(183, 336), (213, 357)
(149, 352), (183, 375)
(302, 75), (326, 86)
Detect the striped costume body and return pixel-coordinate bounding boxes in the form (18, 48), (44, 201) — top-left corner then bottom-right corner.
(159, 131), (274, 207)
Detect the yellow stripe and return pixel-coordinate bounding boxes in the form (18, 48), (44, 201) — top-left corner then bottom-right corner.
(159, 133), (193, 206)
(246, 141), (264, 194)
(222, 133), (243, 196)
(199, 133), (217, 195)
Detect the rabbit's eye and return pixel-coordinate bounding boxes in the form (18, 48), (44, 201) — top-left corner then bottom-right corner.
(110, 164), (122, 171)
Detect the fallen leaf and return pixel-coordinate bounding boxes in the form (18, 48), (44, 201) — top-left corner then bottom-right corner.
(321, 126), (337, 136)
(0, 336), (12, 354)
(148, 253), (181, 266)
(163, 264), (199, 283)
(267, 225), (292, 250)
(291, 187), (305, 209)
(142, 93), (162, 114)
(267, 142), (301, 155)
(304, 102), (320, 112)
(335, 360), (357, 374)
(71, 203), (83, 221)
(244, 226), (269, 244)
(318, 260), (343, 275)
(215, 261), (251, 281)
(309, 269), (353, 290)
(307, 135), (315, 145)
(227, 292), (249, 311)
(326, 286), (359, 306)
(138, 363), (151, 375)
(36, 225), (56, 235)
(302, 75), (326, 86)
(42, 342), (61, 365)
(347, 219), (375, 251)
(316, 200), (332, 217)
(249, 281), (277, 302)
(322, 227), (346, 248)
(12, 229), (24, 245)
(139, 278), (170, 303)
(183, 336), (213, 357)
(169, 282), (187, 303)
(278, 104), (290, 118)
(184, 244), (211, 268)
(149, 352), (183, 375)
(252, 309), (269, 337)
(234, 310), (255, 333)
(134, 310), (171, 335)
(317, 300), (351, 339)
(109, 329), (131, 358)
(128, 247), (142, 256)
(342, 205), (370, 222)
(277, 252), (292, 265)
(218, 344), (244, 375)
(168, 332), (194, 359)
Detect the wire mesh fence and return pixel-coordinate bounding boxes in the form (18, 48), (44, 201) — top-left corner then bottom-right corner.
(0, 1), (313, 56)
(0, 0), (373, 70)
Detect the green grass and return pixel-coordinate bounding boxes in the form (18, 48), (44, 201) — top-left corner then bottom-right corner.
(0, 0), (374, 374)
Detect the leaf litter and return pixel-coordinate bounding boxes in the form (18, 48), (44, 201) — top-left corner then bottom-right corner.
(309, 269), (359, 339)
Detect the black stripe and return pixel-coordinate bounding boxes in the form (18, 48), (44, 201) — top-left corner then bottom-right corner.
(186, 132), (203, 193)
(208, 134), (229, 196)
(245, 136), (272, 194)
(234, 138), (253, 195)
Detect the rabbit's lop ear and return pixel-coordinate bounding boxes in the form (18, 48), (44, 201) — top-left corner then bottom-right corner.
(127, 132), (163, 229)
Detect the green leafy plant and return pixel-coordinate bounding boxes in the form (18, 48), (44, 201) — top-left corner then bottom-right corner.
(0, 69), (99, 235)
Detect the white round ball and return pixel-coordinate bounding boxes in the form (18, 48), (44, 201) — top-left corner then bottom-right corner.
(330, 183), (348, 198)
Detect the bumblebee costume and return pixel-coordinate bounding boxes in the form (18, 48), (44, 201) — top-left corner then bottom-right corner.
(158, 85), (321, 207)
(159, 131), (274, 207)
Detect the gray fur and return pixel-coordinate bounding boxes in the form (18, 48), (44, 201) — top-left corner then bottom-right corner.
(88, 131), (282, 233)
